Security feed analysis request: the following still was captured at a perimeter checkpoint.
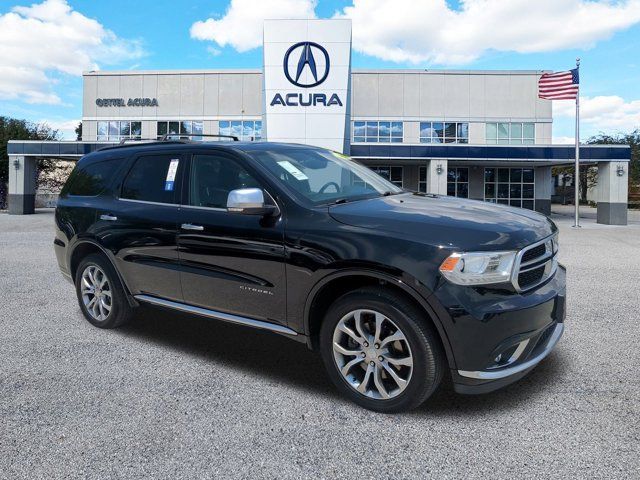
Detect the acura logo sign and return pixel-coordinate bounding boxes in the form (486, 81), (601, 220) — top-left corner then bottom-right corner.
(283, 42), (330, 88)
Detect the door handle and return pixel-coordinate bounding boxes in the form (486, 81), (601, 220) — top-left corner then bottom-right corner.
(100, 214), (118, 221)
(181, 223), (204, 231)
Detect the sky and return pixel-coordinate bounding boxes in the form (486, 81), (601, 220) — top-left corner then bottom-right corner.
(1, 0), (639, 142)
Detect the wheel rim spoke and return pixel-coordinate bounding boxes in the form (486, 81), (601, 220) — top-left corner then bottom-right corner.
(380, 332), (403, 349)
(373, 312), (384, 345)
(332, 308), (413, 401)
(357, 363), (374, 394)
(338, 323), (365, 346)
(385, 355), (412, 367)
(382, 362), (408, 390)
(80, 264), (111, 322)
(341, 357), (362, 376)
(333, 342), (361, 357)
(353, 310), (368, 341)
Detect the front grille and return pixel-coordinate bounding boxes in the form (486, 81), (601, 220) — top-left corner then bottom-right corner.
(513, 235), (557, 291)
(521, 244), (546, 263)
(518, 265), (545, 288)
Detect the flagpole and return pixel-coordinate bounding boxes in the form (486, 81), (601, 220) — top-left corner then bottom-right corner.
(573, 58), (581, 228)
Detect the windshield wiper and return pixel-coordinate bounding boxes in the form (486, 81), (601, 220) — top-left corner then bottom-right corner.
(328, 198), (349, 205)
(382, 190), (403, 196)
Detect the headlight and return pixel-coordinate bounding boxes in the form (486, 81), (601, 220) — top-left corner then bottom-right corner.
(439, 251), (517, 286)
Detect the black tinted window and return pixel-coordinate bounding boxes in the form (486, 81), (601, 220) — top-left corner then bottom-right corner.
(63, 159), (119, 196)
(122, 155), (182, 204)
(190, 155), (260, 208)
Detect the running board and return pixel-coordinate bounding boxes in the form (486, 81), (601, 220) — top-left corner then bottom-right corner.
(134, 294), (298, 336)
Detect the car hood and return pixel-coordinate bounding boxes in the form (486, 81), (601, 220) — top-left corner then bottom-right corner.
(328, 193), (556, 251)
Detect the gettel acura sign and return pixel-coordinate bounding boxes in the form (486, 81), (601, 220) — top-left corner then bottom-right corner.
(270, 41), (343, 107)
(96, 98), (158, 107)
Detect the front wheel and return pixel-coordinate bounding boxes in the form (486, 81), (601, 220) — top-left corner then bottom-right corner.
(320, 287), (444, 413)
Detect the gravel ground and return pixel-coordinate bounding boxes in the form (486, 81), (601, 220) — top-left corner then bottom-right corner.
(1, 209), (638, 479)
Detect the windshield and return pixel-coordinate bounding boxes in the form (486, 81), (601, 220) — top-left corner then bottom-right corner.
(249, 148), (403, 205)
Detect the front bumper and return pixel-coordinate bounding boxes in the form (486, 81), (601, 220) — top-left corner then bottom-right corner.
(453, 322), (563, 394)
(432, 264), (566, 394)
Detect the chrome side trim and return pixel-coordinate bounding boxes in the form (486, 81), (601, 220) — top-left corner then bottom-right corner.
(458, 323), (564, 380)
(119, 198), (179, 208)
(134, 294), (298, 336)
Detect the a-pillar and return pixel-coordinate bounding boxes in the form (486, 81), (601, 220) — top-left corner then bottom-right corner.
(426, 159), (448, 195)
(597, 161), (628, 225)
(8, 155), (37, 215)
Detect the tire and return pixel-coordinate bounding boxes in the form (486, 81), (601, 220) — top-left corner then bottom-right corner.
(75, 253), (134, 329)
(320, 287), (444, 413)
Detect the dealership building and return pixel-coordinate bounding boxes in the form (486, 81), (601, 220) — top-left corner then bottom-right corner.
(8, 19), (630, 223)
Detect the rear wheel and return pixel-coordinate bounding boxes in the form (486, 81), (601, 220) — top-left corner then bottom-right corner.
(75, 253), (134, 328)
(320, 287), (444, 412)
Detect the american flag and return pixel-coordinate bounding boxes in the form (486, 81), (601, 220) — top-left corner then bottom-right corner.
(538, 69), (579, 100)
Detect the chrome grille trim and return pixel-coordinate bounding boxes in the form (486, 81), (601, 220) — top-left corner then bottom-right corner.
(511, 234), (558, 292)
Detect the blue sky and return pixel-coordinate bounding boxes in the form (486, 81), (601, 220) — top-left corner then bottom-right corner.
(1, 0), (639, 141)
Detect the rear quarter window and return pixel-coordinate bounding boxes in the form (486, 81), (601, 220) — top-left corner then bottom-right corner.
(62, 159), (120, 197)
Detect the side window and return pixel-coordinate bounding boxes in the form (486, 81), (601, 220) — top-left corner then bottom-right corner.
(63, 159), (120, 196)
(189, 154), (261, 208)
(121, 155), (182, 204)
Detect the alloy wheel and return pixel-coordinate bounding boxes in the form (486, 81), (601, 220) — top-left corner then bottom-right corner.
(332, 309), (414, 400)
(80, 265), (112, 321)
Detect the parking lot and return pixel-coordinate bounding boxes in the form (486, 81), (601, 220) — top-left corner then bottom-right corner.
(1, 208), (638, 479)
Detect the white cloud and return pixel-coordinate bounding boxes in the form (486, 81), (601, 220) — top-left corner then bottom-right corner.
(0, 0), (145, 104)
(190, 0), (640, 64)
(190, 0), (317, 52)
(207, 46), (222, 57)
(554, 96), (640, 132)
(553, 136), (576, 144)
(335, 0), (640, 64)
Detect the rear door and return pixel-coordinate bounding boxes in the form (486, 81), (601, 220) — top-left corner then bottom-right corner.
(177, 151), (287, 325)
(99, 151), (186, 302)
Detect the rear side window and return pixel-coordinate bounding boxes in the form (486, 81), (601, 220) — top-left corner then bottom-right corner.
(63, 159), (119, 196)
(121, 155), (182, 204)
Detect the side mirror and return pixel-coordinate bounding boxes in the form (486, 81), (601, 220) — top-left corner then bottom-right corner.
(227, 188), (280, 216)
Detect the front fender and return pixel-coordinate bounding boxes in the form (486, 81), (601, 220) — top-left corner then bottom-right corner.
(302, 267), (457, 369)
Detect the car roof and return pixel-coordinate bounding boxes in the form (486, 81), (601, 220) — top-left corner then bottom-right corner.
(77, 141), (323, 167)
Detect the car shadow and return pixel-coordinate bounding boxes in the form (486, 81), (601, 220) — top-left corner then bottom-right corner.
(117, 305), (337, 399)
(117, 305), (568, 416)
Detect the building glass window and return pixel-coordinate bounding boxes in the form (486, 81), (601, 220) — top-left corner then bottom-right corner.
(420, 122), (468, 144)
(486, 123), (535, 145)
(419, 166), (428, 193)
(484, 167), (535, 209)
(366, 166), (403, 187)
(446, 167), (469, 198)
(97, 120), (142, 141)
(157, 120), (203, 140)
(353, 121), (403, 143)
(219, 120), (262, 141)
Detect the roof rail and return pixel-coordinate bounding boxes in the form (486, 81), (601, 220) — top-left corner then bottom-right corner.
(96, 139), (186, 152)
(118, 138), (157, 145)
(160, 133), (239, 142)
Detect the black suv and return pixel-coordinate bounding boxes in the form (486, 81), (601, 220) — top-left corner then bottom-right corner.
(54, 139), (565, 412)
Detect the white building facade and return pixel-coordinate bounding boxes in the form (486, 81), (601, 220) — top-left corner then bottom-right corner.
(8, 19), (629, 223)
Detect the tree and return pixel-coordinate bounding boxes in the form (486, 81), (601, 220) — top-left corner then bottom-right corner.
(551, 130), (639, 204)
(586, 130), (639, 186)
(75, 122), (82, 141)
(0, 116), (61, 209)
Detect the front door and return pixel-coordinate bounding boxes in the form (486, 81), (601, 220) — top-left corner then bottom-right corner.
(177, 152), (287, 325)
